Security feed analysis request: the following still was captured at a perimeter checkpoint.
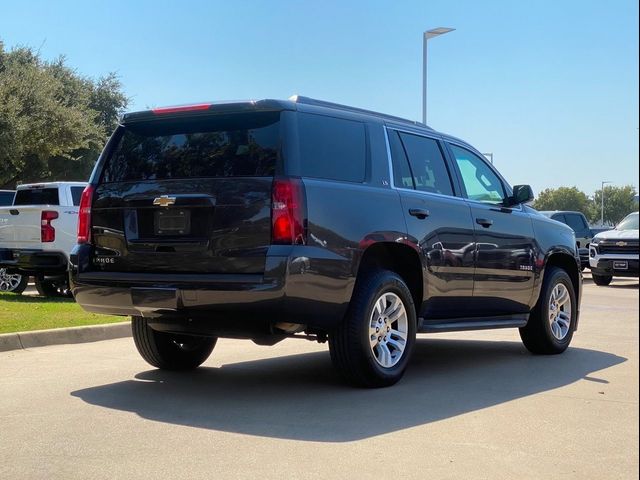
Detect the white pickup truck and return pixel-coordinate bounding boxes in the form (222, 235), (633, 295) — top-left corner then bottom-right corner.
(0, 182), (87, 296)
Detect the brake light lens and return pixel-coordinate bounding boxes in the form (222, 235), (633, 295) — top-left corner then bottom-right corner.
(77, 185), (94, 244)
(41, 210), (58, 243)
(271, 178), (306, 245)
(152, 103), (212, 115)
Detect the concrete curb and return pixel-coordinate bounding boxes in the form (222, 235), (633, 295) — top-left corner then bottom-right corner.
(0, 322), (131, 353)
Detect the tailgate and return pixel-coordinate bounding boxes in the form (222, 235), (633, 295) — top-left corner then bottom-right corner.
(0, 206), (45, 248)
(90, 111), (281, 274)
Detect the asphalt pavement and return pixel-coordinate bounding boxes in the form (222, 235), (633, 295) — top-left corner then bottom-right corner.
(1, 274), (638, 479)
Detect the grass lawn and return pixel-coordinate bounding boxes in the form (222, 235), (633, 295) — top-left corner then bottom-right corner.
(0, 292), (125, 334)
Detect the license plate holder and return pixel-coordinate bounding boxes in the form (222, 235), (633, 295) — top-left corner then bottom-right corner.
(154, 209), (191, 235)
(613, 260), (628, 270)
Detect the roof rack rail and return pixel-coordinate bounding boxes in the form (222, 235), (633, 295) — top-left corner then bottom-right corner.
(289, 95), (432, 130)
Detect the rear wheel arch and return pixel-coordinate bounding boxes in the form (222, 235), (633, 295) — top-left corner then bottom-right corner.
(330, 268), (417, 387)
(354, 242), (423, 318)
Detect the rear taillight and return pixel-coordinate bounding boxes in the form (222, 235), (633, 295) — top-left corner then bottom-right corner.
(271, 178), (306, 245)
(41, 210), (58, 243)
(77, 185), (95, 244)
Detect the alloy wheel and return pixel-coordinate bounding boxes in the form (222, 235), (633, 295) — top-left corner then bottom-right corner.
(369, 292), (409, 368)
(0, 268), (23, 292)
(548, 283), (572, 340)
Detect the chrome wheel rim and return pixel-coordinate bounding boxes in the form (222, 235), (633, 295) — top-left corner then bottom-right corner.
(548, 283), (572, 340)
(369, 292), (409, 368)
(0, 268), (22, 292)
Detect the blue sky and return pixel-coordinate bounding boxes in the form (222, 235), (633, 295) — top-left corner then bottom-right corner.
(1, 0), (638, 195)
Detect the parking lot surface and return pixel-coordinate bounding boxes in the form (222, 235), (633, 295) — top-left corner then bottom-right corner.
(1, 275), (638, 479)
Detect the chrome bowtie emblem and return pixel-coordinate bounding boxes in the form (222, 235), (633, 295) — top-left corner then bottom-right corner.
(153, 195), (176, 207)
(616, 241), (627, 247)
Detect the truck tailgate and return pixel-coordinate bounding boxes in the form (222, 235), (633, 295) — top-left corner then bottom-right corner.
(0, 206), (46, 248)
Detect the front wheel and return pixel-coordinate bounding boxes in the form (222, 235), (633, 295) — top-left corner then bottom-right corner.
(592, 274), (612, 286)
(519, 266), (577, 354)
(132, 316), (217, 370)
(329, 269), (417, 388)
(0, 269), (28, 294)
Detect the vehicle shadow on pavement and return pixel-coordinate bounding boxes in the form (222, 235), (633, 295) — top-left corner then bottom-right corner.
(582, 276), (638, 289)
(71, 339), (625, 442)
(606, 282), (639, 289)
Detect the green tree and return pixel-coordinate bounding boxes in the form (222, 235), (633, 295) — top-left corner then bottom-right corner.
(590, 185), (638, 226)
(0, 41), (128, 188)
(533, 186), (591, 216)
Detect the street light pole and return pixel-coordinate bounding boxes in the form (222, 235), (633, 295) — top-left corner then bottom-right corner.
(601, 181), (612, 226)
(423, 27), (455, 125)
(422, 34), (428, 125)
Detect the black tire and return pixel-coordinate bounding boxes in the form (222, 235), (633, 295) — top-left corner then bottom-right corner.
(519, 266), (577, 355)
(329, 269), (417, 388)
(0, 269), (28, 294)
(592, 274), (613, 286)
(132, 316), (217, 370)
(34, 276), (72, 297)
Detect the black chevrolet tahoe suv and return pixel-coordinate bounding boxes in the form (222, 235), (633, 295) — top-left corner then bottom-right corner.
(71, 96), (582, 387)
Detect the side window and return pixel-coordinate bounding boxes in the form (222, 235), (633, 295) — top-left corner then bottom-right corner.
(552, 214), (569, 226)
(70, 187), (84, 206)
(388, 130), (414, 189)
(449, 144), (505, 204)
(297, 113), (366, 183)
(398, 132), (454, 196)
(565, 214), (588, 233)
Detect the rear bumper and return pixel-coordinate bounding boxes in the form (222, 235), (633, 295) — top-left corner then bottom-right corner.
(70, 244), (354, 334)
(0, 248), (69, 275)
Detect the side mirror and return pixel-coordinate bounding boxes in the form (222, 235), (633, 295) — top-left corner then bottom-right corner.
(507, 185), (534, 207)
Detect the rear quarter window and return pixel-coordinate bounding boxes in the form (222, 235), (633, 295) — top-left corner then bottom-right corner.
(297, 113), (366, 183)
(13, 188), (60, 206)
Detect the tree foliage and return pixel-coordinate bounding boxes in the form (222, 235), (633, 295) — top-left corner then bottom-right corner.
(533, 186), (591, 216)
(0, 41), (127, 188)
(533, 185), (638, 226)
(591, 185), (638, 226)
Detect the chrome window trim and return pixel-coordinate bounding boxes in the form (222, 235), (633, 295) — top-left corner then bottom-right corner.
(383, 126), (467, 204)
(384, 125), (526, 213)
(383, 125), (395, 189)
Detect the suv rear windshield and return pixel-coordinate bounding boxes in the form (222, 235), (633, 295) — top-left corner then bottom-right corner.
(14, 188), (59, 206)
(101, 112), (280, 183)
